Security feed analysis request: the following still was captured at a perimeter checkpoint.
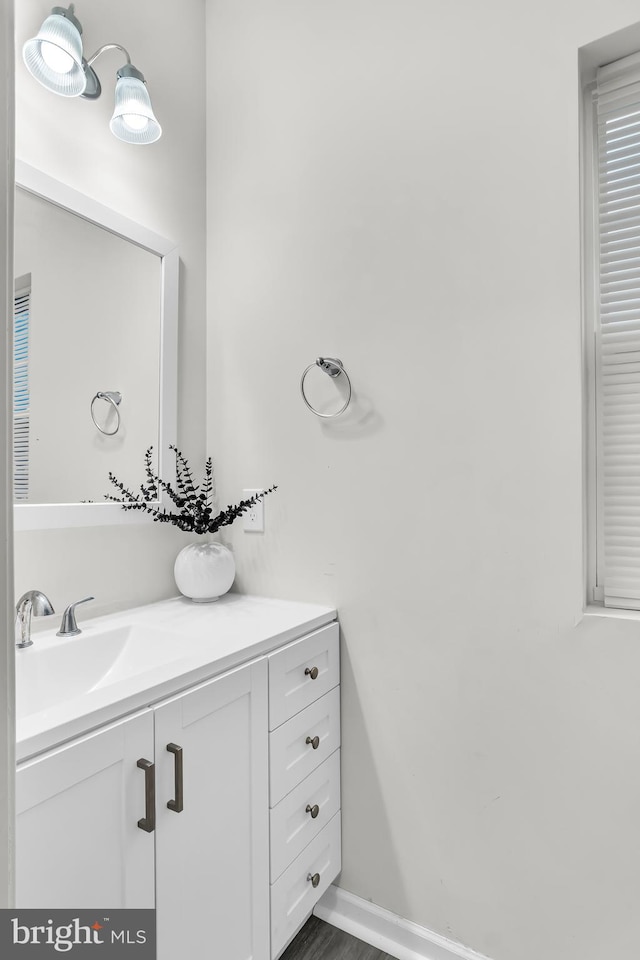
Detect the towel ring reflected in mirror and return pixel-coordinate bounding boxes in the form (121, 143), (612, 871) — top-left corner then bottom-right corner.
(90, 390), (122, 436)
(300, 357), (352, 419)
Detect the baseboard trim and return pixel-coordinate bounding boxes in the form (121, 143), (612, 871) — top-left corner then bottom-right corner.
(313, 885), (493, 960)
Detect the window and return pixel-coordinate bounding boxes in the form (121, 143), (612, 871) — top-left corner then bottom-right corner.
(13, 276), (30, 502)
(586, 51), (640, 609)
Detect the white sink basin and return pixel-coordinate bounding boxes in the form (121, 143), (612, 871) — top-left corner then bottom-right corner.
(14, 594), (337, 764)
(16, 622), (193, 719)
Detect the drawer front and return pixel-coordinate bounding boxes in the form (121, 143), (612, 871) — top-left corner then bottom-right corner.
(268, 622), (339, 730)
(270, 811), (341, 960)
(269, 687), (340, 806)
(270, 750), (340, 882)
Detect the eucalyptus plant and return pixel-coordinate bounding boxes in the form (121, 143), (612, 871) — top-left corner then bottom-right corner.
(105, 445), (277, 535)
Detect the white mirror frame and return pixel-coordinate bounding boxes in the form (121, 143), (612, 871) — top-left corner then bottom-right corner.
(13, 160), (178, 531)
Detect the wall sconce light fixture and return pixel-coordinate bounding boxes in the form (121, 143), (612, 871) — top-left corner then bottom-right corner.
(23, 4), (162, 145)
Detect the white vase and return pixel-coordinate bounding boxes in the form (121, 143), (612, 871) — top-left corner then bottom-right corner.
(174, 541), (236, 602)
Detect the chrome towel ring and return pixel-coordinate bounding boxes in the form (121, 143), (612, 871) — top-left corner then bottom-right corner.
(300, 357), (352, 418)
(91, 390), (122, 436)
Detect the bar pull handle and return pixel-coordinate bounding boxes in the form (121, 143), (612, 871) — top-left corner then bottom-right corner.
(166, 743), (184, 813)
(137, 758), (155, 833)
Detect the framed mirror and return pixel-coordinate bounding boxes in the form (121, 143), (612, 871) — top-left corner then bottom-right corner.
(13, 160), (178, 531)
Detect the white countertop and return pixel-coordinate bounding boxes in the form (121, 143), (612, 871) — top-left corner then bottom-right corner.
(16, 593), (337, 763)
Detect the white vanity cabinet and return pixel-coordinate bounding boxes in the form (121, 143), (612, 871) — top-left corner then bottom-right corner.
(267, 622), (342, 959)
(154, 659), (269, 960)
(15, 601), (340, 960)
(16, 708), (156, 909)
(17, 659), (269, 960)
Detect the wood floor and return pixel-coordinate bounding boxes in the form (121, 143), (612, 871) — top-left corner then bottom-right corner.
(280, 915), (397, 960)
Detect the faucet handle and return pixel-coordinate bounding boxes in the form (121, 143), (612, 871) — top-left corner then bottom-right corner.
(57, 596), (94, 637)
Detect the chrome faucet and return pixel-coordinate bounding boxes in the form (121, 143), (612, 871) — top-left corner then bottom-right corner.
(57, 596), (94, 637)
(15, 590), (55, 648)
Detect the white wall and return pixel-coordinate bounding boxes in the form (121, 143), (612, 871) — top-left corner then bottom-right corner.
(205, 3), (640, 959)
(0, 0), (15, 908)
(14, 0), (207, 618)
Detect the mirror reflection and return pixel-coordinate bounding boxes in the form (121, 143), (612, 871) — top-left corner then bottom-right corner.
(13, 188), (162, 504)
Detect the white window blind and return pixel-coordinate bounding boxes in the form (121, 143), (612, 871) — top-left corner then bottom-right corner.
(13, 277), (30, 502)
(594, 52), (640, 608)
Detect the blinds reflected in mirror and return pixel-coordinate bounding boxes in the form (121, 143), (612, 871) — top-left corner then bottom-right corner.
(14, 275), (30, 502)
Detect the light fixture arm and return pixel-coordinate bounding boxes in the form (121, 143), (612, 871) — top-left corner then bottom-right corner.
(85, 43), (131, 69)
(81, 44), (136, 101)
(52, 3), (82, 33)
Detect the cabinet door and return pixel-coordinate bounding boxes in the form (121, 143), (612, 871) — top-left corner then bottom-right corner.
(16, 709), (155, 909)
(154, 659), (269, 960)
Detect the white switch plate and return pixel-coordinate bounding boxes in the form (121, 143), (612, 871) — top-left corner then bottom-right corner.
(243, 489), (265, 532)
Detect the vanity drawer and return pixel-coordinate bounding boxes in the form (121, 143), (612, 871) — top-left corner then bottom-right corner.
(268, 622), (339, 730)
(270, 811), (341, 960)
(269, 687), (340, 806)
(270, 749), (340, 882)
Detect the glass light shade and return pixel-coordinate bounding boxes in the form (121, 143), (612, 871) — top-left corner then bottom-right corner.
(109, 76), (161, 145)
(23, 13), (87, 97)
(40, 40), (75, 74)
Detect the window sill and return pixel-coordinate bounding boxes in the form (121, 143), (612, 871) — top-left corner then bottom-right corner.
(584, 603), (640, 622)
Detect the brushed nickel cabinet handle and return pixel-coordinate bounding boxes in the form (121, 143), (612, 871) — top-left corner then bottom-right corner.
(137, 758), (155, 833)
(307, 872), (321, 888)
(305, 666), (319, 680)
(305, 735), (320, 750)
(166, 743), (184, 813)
(306, 803), (320, 819)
